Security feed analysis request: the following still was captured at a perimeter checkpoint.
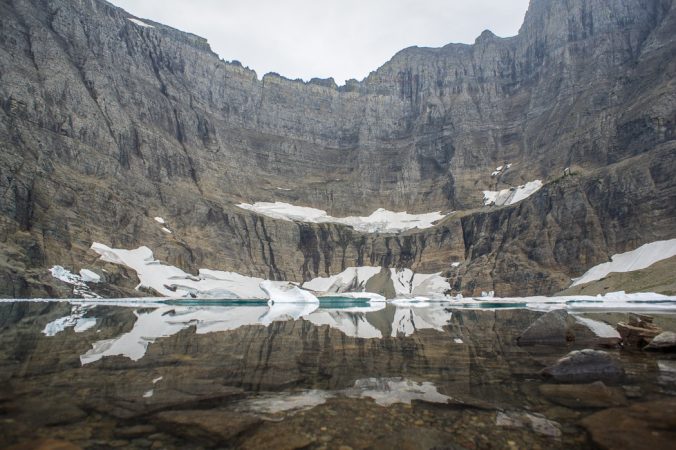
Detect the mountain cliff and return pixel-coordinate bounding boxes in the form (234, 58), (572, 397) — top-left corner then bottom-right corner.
(0, 0), (674, 297)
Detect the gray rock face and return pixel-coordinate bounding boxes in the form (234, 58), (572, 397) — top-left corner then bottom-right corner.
(0, 0), (674, 297)
(541, 349), (625, 383)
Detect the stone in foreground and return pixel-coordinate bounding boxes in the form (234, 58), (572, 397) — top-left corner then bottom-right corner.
(644, 331), (676, 351)
(581, 398), (676, 450)
(540, 349), (624, 383)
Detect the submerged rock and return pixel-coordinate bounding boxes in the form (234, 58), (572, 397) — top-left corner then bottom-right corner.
(644, 331), (676, 351)
(581, 398), (676, 450)
(5, 439), (81, 450)
(517, 310), (620, 347)
(154, 409), (261, 444)
(541, 349), (624, 383)
(496, 411), (562, 438)
(517, 310), (574, 345)
(539, 381), (627, 408)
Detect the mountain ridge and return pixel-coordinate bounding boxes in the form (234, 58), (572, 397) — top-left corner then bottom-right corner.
(0, 0), (674, 298)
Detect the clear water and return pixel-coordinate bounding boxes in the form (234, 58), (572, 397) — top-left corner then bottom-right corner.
(0, 300), (674, 449)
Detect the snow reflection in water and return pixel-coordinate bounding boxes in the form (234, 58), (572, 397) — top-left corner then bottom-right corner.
(75, 300), (446, 364)
(237, 377), (452, 415)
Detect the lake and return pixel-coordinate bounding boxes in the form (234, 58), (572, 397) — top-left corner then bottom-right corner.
(0, 299), (674, 449)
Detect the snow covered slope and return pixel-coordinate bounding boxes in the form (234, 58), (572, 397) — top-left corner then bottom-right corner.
(483, 180), (543, 206)
(571, 239), (676, 286)
(236, 202), (446, 233)
(91, 242), (267, 298)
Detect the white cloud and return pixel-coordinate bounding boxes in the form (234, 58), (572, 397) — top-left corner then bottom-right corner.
(110, 0), (530, 85)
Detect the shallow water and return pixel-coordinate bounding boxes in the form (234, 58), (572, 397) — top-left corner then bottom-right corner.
(0, 300), (674, 449)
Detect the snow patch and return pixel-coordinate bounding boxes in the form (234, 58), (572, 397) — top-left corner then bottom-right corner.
(128, 18), (154, 28)
(50, 266), (101, 298)
(90, 243), (268, 298)
(390, 269), (451, 297)
(79, 269), (101, 283)
(573, 316), (621, 339)
(483, 180), (543, 206)
(236, 202), (445, 233)
(154, 217), (165, 224)
(303, 267), (382, 293)
(571, 239), (676, 286)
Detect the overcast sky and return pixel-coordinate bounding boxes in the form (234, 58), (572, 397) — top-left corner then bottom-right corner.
(110, 0), (530, 85)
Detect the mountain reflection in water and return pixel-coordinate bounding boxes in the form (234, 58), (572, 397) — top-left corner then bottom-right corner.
(0, 300), (675, 449)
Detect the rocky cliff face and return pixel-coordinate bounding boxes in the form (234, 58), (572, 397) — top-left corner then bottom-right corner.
(0, 0), (674, 297)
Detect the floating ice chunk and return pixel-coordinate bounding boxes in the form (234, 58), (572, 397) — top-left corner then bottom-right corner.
(571, 239), (676, 286)
(236, 202), (446, 233)
(260, 281), (320, 304)
(128, 18), (154, 28)
(483, 180), (543, 206)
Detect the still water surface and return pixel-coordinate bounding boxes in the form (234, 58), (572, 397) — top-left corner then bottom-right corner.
(0, 299), (674, 449)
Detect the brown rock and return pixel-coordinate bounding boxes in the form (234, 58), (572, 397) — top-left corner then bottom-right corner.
(153, 409), (261, 444)
(581, 398), (676, 450)
(539, 381), (627, 408)
(6, 439), (81, 450)
(617, 320), (662, 348)
(540, 349), (624, 383)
